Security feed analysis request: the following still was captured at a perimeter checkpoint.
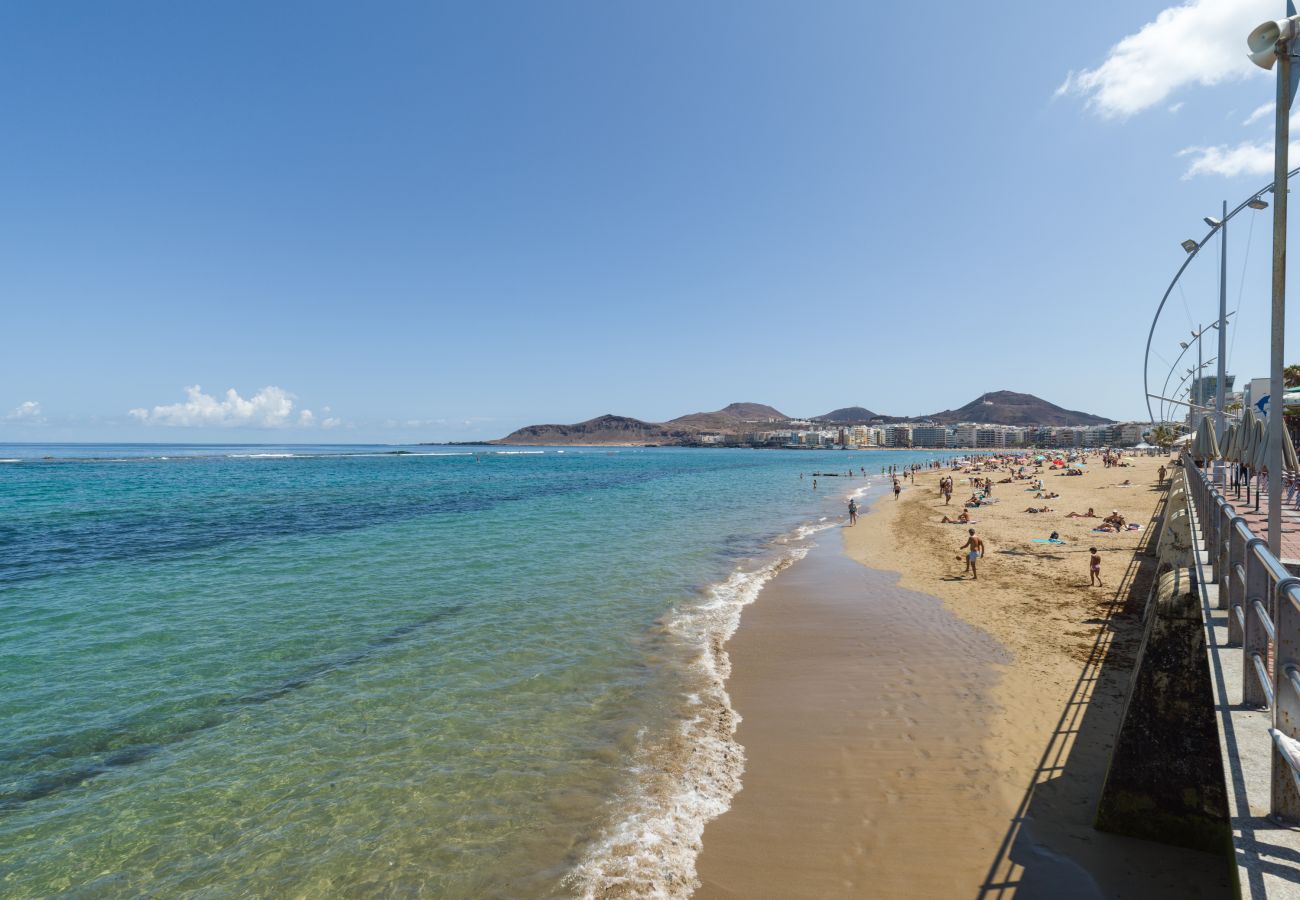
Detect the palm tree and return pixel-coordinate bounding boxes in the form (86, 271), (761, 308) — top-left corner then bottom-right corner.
(1150, 425), (1177, 449)
(1285, 364), (1300, 388)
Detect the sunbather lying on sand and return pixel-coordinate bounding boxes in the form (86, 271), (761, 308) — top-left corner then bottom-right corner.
(941, 510), (973, 524)
(1066, 507), (1097, 518)
(1024, 506), (1054, 513)
(1101, 511), (1126, 530)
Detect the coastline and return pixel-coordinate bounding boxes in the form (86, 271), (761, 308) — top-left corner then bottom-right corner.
(695, 454), (1233, 898)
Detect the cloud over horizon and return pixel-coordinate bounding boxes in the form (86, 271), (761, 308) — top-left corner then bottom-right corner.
(6, 400), (44, 423)
(129, 385), (298, 427)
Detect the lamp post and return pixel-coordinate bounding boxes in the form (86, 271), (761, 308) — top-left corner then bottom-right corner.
(1145, 188), (1281, 427)
(1177, 321), (1230, 434)
(1247, 10), (1299, 557)
(1157, 315), (1232, 425)
(1215, 201), (1230, 485)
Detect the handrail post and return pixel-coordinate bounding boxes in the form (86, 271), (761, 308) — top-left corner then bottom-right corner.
(1208, 491), (1223, 585)
(1228, 518), (1247, 645)
(1217, 502), (1235, 598)
(1272, 579), (1300, 819)
(1245, 538), (1272, 708)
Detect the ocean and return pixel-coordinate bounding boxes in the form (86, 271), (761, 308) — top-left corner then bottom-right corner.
(0, 443), (951, 897)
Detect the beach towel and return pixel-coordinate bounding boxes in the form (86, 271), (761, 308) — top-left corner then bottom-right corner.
(1032, 539), (1066, 544)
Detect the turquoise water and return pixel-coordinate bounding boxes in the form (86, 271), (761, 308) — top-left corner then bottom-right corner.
(0, 444), (951, 897)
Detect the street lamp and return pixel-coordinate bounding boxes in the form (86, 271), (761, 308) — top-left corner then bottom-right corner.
(1246, 8), (1300, 557)
(1145, 178), (1286, 427)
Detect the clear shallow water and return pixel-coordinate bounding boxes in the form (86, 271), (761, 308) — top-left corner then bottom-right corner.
(0, 443), (952, 897)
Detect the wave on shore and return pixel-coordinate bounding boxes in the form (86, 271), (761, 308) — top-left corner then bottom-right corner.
(565, 512), (846, 897)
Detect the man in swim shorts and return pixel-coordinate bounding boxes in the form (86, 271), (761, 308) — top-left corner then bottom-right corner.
(959, 528), (985, 580)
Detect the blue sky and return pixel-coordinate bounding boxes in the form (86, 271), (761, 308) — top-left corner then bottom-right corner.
(0, 0), (1294, 442)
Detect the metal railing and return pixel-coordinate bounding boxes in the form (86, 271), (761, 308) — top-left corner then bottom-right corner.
(1184, 454), (1300, 818)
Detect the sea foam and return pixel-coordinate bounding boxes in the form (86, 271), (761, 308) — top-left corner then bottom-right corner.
(566, 535), (815, 898)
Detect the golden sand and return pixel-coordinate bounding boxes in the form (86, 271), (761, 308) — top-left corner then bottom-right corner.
(695, 453), (1231, 898)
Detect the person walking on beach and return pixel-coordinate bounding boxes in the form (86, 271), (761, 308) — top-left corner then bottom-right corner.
(1089, 547), (1103, 586)
(1158, 464), (1167, 483)
(848, 497), (858, 526)
(893, 480), (901, 500)
(959, 528), (984, 579)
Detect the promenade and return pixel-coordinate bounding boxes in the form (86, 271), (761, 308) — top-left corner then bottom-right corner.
(1187, 462), (1300, 899)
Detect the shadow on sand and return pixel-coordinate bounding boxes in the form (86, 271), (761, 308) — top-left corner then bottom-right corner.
(975, 489), (1234, 900)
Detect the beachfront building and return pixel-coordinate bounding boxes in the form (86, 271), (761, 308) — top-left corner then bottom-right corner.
(910, 424), (947, 448)
(848, 425), (875, 447)
(884, 425), (912, 447)
(950, 424), (977, 447)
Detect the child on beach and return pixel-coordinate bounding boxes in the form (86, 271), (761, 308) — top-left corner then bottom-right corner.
(848, 497), (858, 526)
(1089, 547), (1102, 586)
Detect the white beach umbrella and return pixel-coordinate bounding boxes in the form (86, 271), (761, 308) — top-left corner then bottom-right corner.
(1242, 418), (1262, 470)
(1250, 419), (1272, 473)
(1192, 417), (1220, 461)
(1222, 423), (1239, 463)
(1269, 422), (1300, 473)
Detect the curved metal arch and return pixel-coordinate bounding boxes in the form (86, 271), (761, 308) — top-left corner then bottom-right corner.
(1143, 166), (1300, 423)
(1158, 342), (1195, 422)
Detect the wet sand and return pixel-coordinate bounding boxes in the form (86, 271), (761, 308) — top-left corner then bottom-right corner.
(693, 541), (1009, 898)
(696, 454), (1232, 898)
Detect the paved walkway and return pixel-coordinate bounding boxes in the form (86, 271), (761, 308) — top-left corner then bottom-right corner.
(1190, 472), (1300, 898)
(1206, 476), (1300, 564)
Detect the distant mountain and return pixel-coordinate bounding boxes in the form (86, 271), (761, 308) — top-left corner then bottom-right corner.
(923, 391), (1113, 427)
(666, 402), (787, 431)
(813, 406), (880, 424)
(490, 393), (1115, 445)
(495, 414), (694, 445)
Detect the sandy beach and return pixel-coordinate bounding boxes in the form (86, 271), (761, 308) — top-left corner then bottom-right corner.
(696, 453), (1232, 899)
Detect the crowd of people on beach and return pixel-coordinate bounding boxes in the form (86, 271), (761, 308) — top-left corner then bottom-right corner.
(893, 449), (1151, 585)
(821, 449), (1155, 585)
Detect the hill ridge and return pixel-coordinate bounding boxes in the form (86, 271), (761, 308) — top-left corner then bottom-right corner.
(492, 392), (1116, 444)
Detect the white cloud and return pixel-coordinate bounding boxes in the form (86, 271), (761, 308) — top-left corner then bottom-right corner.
(6, 400), (43, 422)
(322, 417), (343, 429)
(299, 409), (315, 426)
(1179, 107), (1300, 176)
(1244, 101), (1273, 125)
(1056, 0), (1272, 118)
(129, 385), (297, 427)
(1178, 141), (1276, 177)
(1169, 101), (1185, 113)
